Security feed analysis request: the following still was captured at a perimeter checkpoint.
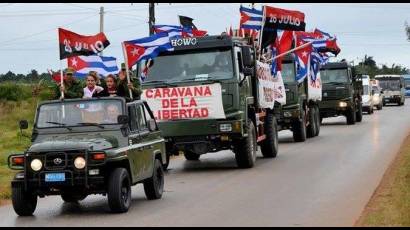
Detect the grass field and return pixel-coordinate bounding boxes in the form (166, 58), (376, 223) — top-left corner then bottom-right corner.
(356, 134), (410, 226)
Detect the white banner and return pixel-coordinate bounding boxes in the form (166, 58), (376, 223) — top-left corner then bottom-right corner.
(141, 83), (226, 122)
(256, 61), (286, 108)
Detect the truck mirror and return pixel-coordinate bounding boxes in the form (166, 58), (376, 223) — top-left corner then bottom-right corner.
(19, 120), (28, 130)
(148, 119), (158, 131)
(117, 115), (129, 125)
(241, 46), (253, 67)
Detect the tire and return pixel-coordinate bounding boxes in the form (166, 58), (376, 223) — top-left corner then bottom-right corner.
(292, 106), (307, 142)
(356, 103), (363, 122)
(143, 159), (164, 200)
(234, 119), (257, 168)
(61, 193), (87, 203)
(260, 111), (279, 158)
(184, 151), (200, 161)
(314, 106), (320, 137)
(346, 105), (356, 125)
(377, 104), (382, 110)
(107, 168), (132, 213)
(11, 184), (37, 216)
(306, 106), (316, 138)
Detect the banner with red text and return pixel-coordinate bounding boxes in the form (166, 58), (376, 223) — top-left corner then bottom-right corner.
(256, 61), (286, 108)
(308, 63), (322, 101)
(141, 83), (226, 121)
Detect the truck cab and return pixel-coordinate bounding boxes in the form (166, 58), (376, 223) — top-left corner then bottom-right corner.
(8, 98), (166, 216)
(139, 35), (279, 169)
(404, 74), (410, 97)
(375, 74), (405, 106)
(318, 62), (363, 125)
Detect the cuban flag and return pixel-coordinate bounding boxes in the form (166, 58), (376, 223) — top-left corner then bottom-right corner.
(239, 5), (263, 30)
(67, 55), (119, 79)
(293, 38), (313, 83)
(123, 32), (173, 69)
(299, 29), (341, 55)
(153, 24), (207, 38)
(310, 52), (327, 81)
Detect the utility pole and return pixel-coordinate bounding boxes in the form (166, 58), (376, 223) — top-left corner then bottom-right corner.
(149, 3), (155, 35)
(99, 6), (104, 56)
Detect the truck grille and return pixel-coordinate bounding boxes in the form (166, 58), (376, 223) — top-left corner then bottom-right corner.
(323, 89), (348, 100)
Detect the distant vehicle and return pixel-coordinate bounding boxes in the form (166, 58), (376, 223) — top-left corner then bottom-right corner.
(360, 75), (374, 114)
(403, 74), (410, 97)
(372, 84), (384, 110)
(8, 98), (166, 216)
(374, 74), (405, 106)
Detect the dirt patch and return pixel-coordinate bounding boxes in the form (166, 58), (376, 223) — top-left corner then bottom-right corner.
(354, 133), (410, 226)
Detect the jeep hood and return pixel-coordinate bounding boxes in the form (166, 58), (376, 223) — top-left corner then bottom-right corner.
(29, 134), (119, 152)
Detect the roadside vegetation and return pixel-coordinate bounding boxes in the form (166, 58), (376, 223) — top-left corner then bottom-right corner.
(356, 134), (410, 226)
(0, 82), (53, 199)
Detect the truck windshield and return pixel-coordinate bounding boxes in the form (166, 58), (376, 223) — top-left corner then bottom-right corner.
(363, 86), (369, 95)
(139, 48), (234, 84)
(320, 68), (349, 84)
(372, 86), (380, 94)
(36, 99), (124, 128)
(379, 79), (400, 91)
(405, 79), (410, 89)
(281, 62), (296, 83)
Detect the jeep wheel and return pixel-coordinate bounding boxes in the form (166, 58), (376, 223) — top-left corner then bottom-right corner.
(12, 184), (37, 216)
(261, 111), (279, 158)
(162, 153), (170, 171)
(184, 151), (200, 161)
(144, 159), (164, 200)
(356, 103), (363, 122)
(306, 106), (317, 138)
(347, 106), (356, 125)
(107, 168), (131, 213)
(234, 119), (257, 168)
(61, 193), (87, 203)
(293, 107), (307, 142)
(314, 106), (320, 137)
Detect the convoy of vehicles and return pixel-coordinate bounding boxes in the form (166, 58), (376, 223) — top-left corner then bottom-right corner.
(375, 74), (405, 106)
(139, 35), (279, 169)
(361, 75), (374, 114)
(8, 98), (166, 216)
(318, 62), (363, 125)
(277, 54), (321, 142)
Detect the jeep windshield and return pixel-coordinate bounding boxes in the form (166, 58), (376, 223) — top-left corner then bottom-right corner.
(282, 62), (296, 83)
(139, 48), (234, 84)
(36, 99), (124, 129)
(320, 68), (349, 84)
(379, 79), (400, 91)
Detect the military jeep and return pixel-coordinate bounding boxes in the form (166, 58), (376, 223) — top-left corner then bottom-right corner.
(7, 98), (166, 216)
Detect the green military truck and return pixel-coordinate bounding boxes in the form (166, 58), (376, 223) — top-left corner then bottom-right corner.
(140, 35), (280, 169)
(318, 62), (363, 125)
(8, 98), (166, 215)
(276, 55), (321, 142)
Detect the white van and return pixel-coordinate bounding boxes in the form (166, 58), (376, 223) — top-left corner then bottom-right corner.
(361, 75), (374, 114)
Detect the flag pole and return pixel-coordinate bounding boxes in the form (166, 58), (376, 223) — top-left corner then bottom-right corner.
(59, 60), (65, 99)
(121, 42), (133, 100)
(257, 5), (266, 61)
(267, 41), (314, 62)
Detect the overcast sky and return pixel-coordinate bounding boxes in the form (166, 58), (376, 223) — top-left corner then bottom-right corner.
(1, 3), (410, 74)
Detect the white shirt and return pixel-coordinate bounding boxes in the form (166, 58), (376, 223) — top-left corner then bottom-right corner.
(83, 86), (104, 98)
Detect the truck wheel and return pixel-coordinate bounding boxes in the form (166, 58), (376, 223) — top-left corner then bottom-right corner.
(261, 112), (279, 158)
(184, 151), (200, 161)
(292, 107), (307, 142)
(12, 184), (37, 216)
(346, 106), (356, 125)
(314, 106), (320, 137)
(234, 119), (257, 168)
(107, 168), (131, 213)
(61, 193), (87, 203)
(143, 159), (164, 200)
(306, 106), (317, 138)
(377, 103), (382, 110)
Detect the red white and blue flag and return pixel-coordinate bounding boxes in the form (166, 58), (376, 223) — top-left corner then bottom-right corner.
(293, 36), (313, 83)
(123, 32), (174, 69)
(67, 55), (119, 79)
(298, 29), (341, 55)
(240, 5), (263, 31)
(153, 24), (207, 39)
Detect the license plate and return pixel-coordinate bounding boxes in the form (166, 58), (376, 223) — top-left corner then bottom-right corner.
(45, 173), (65, 182)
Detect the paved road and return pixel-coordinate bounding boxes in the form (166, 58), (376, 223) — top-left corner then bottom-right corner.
(1, 102), (410, 227)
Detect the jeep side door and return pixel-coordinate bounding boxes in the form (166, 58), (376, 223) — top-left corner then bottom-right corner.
(126, 103), (145, 183)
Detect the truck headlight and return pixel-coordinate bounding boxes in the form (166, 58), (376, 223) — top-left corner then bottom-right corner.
(74, 157), (86, 169)
(219, 123), (232, 132)
(338, 101), (348, 108)
(30, 159), (43, 171)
